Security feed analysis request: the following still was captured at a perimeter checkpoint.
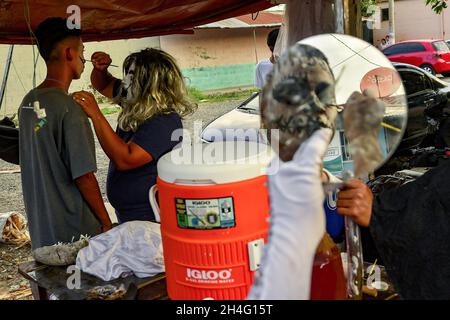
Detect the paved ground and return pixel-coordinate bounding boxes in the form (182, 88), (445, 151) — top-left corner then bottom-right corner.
(0, 98), (241, 299)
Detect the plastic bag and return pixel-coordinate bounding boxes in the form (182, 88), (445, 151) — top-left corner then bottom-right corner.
(0, 212), (30, 245)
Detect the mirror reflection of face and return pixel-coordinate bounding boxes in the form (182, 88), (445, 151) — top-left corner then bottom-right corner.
(261, 43), (338, 162)
(298, 34), (408, 175)
(122, 62), (137, 103)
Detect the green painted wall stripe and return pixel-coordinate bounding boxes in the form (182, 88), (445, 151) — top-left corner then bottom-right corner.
(182, 63), (256, 91)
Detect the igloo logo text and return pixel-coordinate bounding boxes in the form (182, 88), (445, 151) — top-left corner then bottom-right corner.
(187, 268), (232, 281)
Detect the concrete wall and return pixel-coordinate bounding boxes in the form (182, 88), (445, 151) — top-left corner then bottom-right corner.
(0, 27), (274, 116)
(373, 0), (450, 48)
(163, 28), (275, 91)
(162, 28), (272, 68)
(0, 37), (160, 116)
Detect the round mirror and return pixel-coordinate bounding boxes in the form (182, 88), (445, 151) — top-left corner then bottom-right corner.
(298, 33), (408, 177)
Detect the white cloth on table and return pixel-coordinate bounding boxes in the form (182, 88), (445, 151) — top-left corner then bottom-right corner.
(76, 221), (165, 281)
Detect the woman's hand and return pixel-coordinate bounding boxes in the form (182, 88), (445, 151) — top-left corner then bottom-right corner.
(73, 91), (102, 119)
(91, 52), (112, 72)
(73, 91), (153, 171)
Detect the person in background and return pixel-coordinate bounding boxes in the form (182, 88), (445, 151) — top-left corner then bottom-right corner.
(379, 38), (387, 50)
(255, 28), (280, 90)
(385, 35), (391, 45)
(18, 17), (112, 250)
(73, 48), (197, 223)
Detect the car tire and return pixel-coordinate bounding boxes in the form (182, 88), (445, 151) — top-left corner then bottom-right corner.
(420, 64), (436, 75)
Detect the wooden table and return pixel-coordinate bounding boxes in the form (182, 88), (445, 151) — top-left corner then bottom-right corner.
(19, 260), (398, 300)
(18, 261), (167, 300)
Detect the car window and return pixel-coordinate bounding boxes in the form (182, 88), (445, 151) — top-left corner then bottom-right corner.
(432, 41), (450, 52)
(384, 44), (406, 56)
(404, 43), (427, 53)
(398, 70), (433, 96)
(384, 43), (426, 56)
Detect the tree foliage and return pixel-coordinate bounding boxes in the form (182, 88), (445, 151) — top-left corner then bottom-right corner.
(425, 0), (448, 14)
(361, 0), (377, 17)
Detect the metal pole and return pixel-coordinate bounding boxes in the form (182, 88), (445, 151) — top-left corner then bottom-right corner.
(389, 0), (396, 44)
(335, 0), (345, 33)
(0, 45), (14, 112)
(253, 28), (259, 64)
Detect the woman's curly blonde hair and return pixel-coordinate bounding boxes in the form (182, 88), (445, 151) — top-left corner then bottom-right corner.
(115, 48), (197, 132)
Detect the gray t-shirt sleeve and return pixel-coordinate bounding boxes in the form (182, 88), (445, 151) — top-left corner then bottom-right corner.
(62, 101), (97, 180)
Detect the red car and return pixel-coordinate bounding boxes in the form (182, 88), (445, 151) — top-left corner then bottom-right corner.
(383, 40), (450, 76)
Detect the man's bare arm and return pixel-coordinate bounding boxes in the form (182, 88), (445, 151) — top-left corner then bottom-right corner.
(75, 172), (112, 232)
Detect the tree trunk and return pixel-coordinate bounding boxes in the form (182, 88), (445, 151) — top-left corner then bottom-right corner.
(285, 0), (336, 45)
(343, 0), (363, 38)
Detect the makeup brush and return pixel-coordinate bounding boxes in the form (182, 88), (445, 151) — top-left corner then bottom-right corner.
(84, 59), (119, 68)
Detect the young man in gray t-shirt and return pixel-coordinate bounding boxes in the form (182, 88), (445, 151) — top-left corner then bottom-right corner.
(18, 17), (112, 250)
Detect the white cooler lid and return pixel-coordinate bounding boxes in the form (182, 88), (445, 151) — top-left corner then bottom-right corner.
(157, 141), (274, 185)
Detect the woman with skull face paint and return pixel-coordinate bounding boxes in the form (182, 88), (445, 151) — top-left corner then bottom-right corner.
(73, 48), (197, 223)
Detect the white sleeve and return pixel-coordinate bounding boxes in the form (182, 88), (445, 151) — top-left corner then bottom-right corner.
(247, 128), (332, 300)
(255, 63), (263, 89)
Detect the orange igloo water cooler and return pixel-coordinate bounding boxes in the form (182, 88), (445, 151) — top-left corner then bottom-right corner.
(150, 141), (273, 300)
